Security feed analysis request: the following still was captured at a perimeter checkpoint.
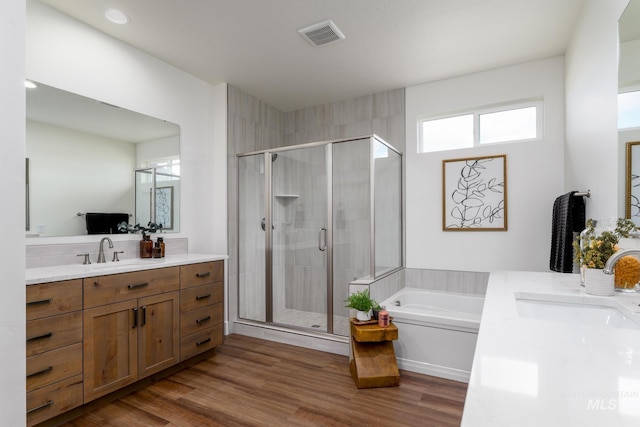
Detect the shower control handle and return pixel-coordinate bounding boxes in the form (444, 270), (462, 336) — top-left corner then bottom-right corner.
(319, 227), (327, 251)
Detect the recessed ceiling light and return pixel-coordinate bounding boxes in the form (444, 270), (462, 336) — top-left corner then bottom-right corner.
(25, 80), (37, 89)
(105, 8), (128, 24)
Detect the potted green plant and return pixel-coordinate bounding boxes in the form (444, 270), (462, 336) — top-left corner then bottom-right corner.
(345, 289), (377, 321)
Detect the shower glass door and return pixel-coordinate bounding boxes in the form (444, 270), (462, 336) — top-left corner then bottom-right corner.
(271, 145), (329, 332)
(238, 154), (266, 322)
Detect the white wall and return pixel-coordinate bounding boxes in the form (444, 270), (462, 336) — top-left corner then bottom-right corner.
(26, 0), (227, 254)
(27, 120), (136, 236)
(565, 0), (629, 222)
(406, 57), (566, 272)
(0, 1), (26, 425)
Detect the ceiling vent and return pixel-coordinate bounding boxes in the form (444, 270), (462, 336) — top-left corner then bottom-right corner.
(298, 20), (345, 47)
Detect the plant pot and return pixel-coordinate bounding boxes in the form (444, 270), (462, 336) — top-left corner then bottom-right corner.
(584, 268), (614, 296)
(355, 310), (372, 322)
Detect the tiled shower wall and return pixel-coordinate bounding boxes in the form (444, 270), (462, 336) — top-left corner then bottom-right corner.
(228, 85), (406, 328)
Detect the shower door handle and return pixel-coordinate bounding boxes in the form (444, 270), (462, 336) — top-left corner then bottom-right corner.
(319, 227), (327, 251)
(261, 218), (274, 231)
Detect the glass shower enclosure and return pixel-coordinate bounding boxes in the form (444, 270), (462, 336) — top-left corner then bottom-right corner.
(237, 135), (402, 337)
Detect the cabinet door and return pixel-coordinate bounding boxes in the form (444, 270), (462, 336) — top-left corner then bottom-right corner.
(83, 300), (138, 402)
(138, 291), (180, 379)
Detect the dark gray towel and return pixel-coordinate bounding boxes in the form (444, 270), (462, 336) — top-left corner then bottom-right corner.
(550, 192), (585, 273)
(86, 213), (129, 234)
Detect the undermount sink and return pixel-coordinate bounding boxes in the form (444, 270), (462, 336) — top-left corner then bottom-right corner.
(514, 292), (640, 330)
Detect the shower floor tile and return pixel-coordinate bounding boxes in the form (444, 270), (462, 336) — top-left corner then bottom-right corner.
(273, 308), (350, 336)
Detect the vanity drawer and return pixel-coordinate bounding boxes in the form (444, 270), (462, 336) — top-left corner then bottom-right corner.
(26, 311), (83, 357)
(27, 343), (82, 392)
(180, 304), (223, 337)
(180, 282), (223, 312)
(26, 374), (83, 427)
(26, 279), (82, 321)
(180, 261), (223, 289)
(84, 266), (179, 308)
(180, 327), (223, 361)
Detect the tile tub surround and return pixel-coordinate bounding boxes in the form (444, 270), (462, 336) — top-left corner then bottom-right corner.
(405, 268), (489, 295)
(26, 253), (224, 285)
(461, 271), (640, 426)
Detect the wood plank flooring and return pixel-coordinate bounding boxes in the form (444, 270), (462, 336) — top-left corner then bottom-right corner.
(57, 334), (468, 427)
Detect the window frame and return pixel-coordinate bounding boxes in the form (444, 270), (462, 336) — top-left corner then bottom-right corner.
(618, 86), (640, 130)
(418, 99), (544, 153)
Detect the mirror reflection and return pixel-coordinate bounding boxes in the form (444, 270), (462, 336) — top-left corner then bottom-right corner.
(619, 0), (640, 222)
(26, 82), (180, 237)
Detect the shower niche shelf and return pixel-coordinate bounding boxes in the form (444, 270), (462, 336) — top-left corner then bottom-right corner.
(274, 194), (299, 204)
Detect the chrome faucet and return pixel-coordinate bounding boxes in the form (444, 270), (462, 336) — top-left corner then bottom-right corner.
(603, 249), (640, 275)
(97, 237), (114, 263)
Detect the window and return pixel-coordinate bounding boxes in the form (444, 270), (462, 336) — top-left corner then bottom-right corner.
(619, 90), (640, 129)
(419, 101), (542, 153)
(141, 157), (180, 181)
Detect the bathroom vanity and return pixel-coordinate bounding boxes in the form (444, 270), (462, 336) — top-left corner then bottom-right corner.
(462, 271), (640, 426)
(25, 254), (225, 426)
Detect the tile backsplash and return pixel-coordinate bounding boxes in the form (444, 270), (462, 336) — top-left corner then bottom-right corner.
(26, 237), (188, 269)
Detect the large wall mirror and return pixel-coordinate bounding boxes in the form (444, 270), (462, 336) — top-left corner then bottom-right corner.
(620, 0), (640, 223)
(26, 81), (180, 237)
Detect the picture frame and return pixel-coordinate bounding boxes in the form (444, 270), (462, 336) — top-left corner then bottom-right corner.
(442, 154), (507, 231)
(154, 186), (174, 230)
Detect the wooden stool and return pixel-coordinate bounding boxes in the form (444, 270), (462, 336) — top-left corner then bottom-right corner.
(349, 318), (400, 388)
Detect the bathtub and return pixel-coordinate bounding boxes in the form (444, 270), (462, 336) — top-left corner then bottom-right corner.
(380, 287), (485, 383)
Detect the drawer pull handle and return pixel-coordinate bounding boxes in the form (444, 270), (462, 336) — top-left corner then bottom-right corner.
(196, 272), (211, 278)
(26, 298), (53, 306)
(196, 337), (211, 346)
(27, 366), (53, 378)
(27, 332), (52, 342)
(132, 307), (138, 329)
(141, 306), (147, 327)
(128, 282), (149, 290)
(195, 294), (211, 301)
(196, 316), (211, 325)
(27, 400), (53, 415)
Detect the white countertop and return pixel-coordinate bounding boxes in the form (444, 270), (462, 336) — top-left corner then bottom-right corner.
(26, 253), (227, 285)
(462, 270), (640, 427)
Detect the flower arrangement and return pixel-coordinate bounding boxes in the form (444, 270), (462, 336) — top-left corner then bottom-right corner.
(117, 221), (163, 237)
(573, 218), (636, 269)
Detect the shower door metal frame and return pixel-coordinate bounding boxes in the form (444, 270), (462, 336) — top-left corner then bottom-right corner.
(236, 135), (403, 336)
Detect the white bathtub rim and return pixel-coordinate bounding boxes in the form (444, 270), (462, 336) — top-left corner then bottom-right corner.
(381, 287), (484, 332)
(392, 317), (479, 334)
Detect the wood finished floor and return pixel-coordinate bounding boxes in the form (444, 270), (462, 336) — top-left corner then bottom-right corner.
(59, 334), (468, 427)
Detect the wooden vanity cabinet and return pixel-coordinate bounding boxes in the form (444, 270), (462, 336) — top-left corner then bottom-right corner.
(25, 259), (225, 422)
(26, 279), (83, 427)
(83, 267), (180, 402)
(179, 261), (224, 360)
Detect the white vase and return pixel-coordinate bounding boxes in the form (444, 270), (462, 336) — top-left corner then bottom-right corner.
(584, 268), (615, 296)
(356, 310), (371, 321)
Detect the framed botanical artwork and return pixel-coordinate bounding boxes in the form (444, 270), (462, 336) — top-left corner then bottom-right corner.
(154, 186), (174, 230)
(442, 154), (507, 231)
(625, 141), (640, 223)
